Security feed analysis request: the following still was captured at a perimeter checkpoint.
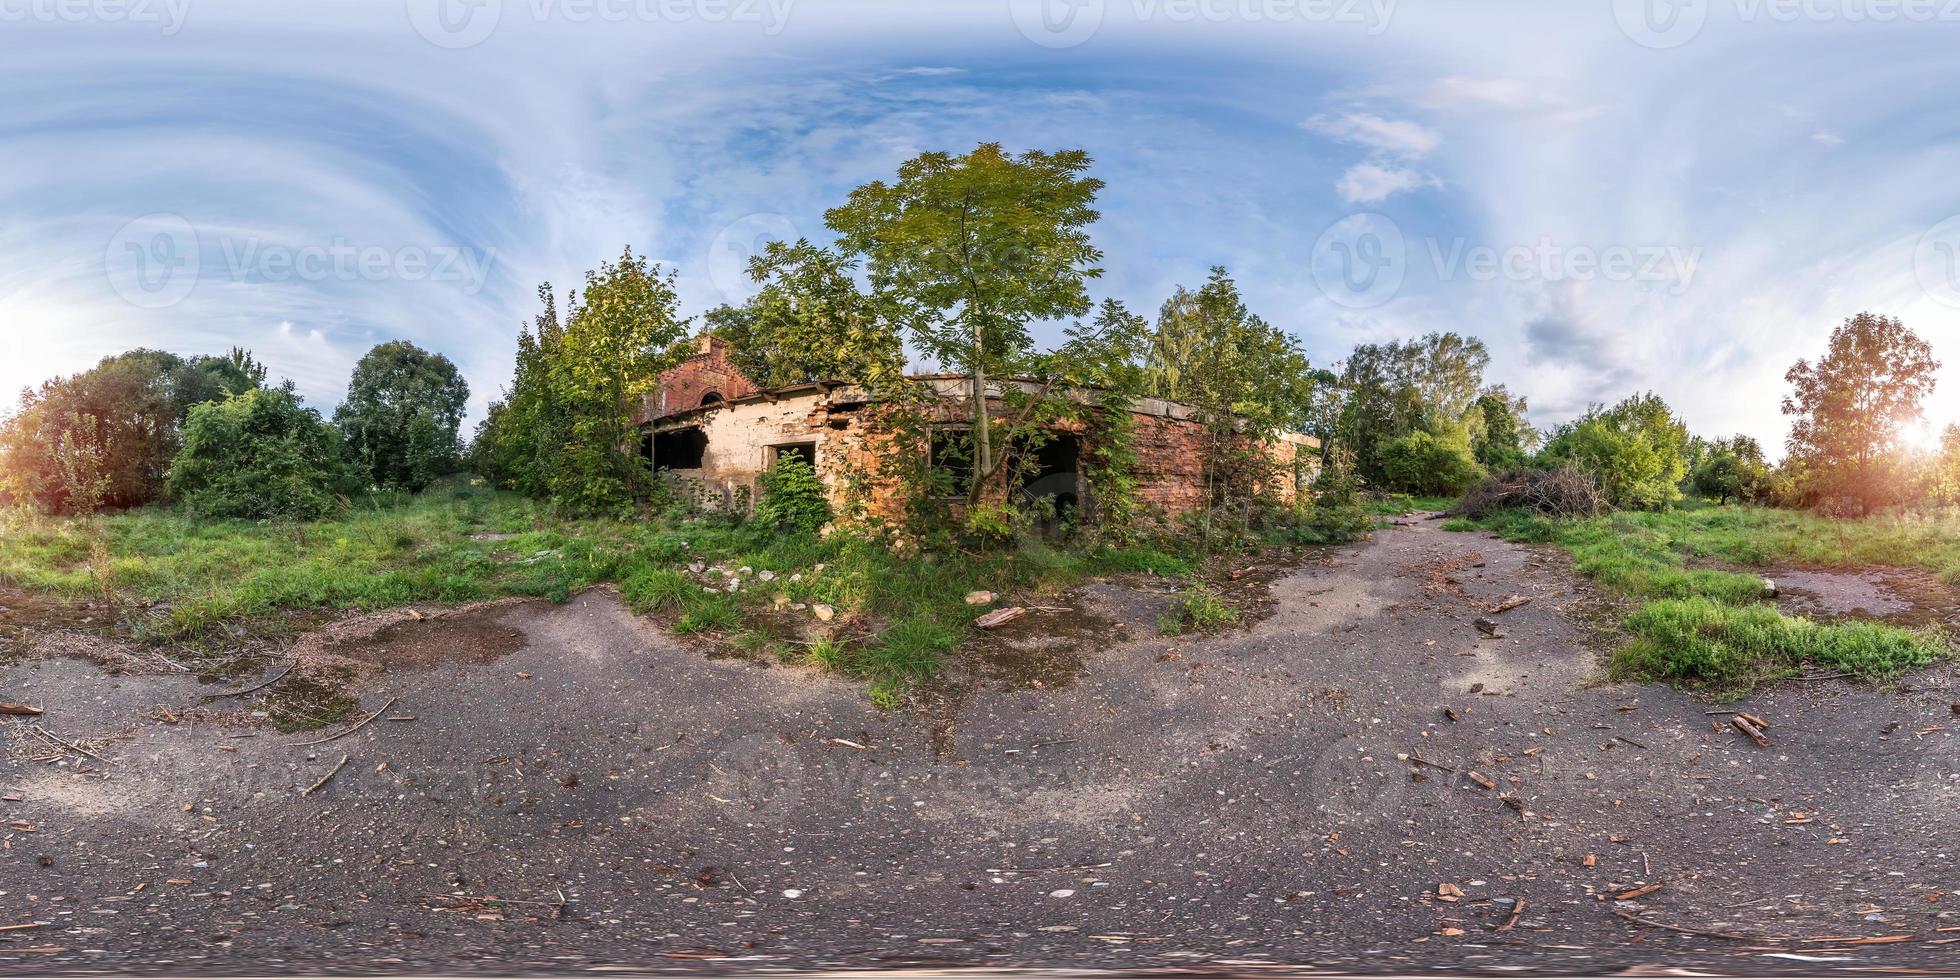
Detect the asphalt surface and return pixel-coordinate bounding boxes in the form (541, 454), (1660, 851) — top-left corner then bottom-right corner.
(3, 520), (1958, 975)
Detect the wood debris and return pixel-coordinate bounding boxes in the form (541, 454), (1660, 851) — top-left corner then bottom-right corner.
(0, 703), (44, 716)
(974, 606), (1027, 629)
(1488, 595), (1532, 613)
(1732, 714), (1770, 747)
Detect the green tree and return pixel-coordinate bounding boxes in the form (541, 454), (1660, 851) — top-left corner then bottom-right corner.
(1335, 332), (1492, 483)
(474, 249), (691, 514)
(1783, 312), (1939, 512)
(704, 240), (906, 389)
(167, 388), (354, 520)
(1690, 435), (1768, 504)
(0, 348), (267, 512)
(334, 341), (471, 492)
(827, 143), (1104, 503)
(1469, 387), (1536, 470)
(1540, 392), (1691, 509)
(1380, 430), (1485, 497)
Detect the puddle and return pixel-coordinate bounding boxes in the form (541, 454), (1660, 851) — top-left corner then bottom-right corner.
(968, 600), (1113, 690)
(1769, 566), (1960, 628)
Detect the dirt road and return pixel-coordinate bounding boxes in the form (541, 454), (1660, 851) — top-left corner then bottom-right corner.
(3, 522), (1957, 974)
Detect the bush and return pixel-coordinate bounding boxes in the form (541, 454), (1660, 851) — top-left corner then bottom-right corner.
(1457, 466), (1606, 519)
(1379, 431), (1485, 497)
(1293, 444), (1374, 544)
(1537, 393), (1689, 510)
(166, 388), (354, 520)
(753, 455), (831, 533)
(1614, 597), (1942, 690)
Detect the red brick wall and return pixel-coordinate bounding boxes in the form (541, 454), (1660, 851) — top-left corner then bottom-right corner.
(638, 336), (759, 422)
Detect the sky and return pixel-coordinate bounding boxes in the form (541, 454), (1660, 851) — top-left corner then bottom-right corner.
(5, 0), (1960, 455)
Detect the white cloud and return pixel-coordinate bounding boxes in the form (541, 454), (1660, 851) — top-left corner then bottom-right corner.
(1812, 129), (1845, 146)
(1304, 111), (1440, 158)
(1334, 162), (1432, 204)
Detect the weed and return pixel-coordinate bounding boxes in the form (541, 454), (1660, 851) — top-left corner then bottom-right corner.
(1160, 585), (1238, 635)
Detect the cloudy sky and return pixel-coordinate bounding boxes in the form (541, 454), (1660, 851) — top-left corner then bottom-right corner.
(5, 0), (1960, 453)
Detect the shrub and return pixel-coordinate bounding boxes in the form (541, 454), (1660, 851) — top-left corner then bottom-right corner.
(754, 455), (831, 533)
(1537, 393), (1689, 509)
(962, 501), (1024, 548)
(166, 389), (353, 521)
(1379, 431), (1486, 497)
(1293, 444), (1374, 544)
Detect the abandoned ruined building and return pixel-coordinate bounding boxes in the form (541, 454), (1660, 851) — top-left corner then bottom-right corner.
(635, 336), (1320, 521)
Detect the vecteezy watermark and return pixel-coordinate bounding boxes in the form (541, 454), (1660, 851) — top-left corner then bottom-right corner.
(1009, 0), (1393, 49)
(1614, 0), (1960, 49)
(406, 0), (797, 50)
(1309, 212), (1701, 309)
(1913, 214), (1960, 309)
(0, 0), (190, 34)
(707, 212), (800, 305)
(104, 213), (498, 309)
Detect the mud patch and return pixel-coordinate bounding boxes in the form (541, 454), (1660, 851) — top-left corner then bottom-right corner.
(967, 600), (1113, 690)
(332, 605), (530, 671)
(1770, 566), (1960, 628)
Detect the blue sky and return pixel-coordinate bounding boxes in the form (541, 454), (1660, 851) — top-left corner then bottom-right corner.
(5, 0), (1960, 454)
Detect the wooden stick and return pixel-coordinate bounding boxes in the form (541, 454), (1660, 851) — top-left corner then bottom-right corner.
(0, 703), (44, 716)
(1407, 753), (1457, 773)
(0, 923), (44, 932)
(1732, 715), (1769, 747)
(199, 661), (294, 702)
(31, 725), (106, 763)
(300, 754), (349, 796)
(1496, 898), (1525, 932)
(296, 696), (398, 747)
(1612, 909), (1792, 943)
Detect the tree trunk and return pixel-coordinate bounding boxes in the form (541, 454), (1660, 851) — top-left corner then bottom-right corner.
(968, 344), (992, 506)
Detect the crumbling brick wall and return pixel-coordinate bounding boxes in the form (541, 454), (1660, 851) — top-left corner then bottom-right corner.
(639, 336), (759, 421)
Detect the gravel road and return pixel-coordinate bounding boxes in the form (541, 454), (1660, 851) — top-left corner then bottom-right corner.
(3, 521), (1957, 975)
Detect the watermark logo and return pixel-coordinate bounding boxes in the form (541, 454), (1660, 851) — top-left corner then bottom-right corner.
(1612, 0), (1708, 48)
(1914, 214), (1960, 308)
(1008, 0), (1106, 47)
(1312, 211), (1406, 310)
(103, 214), (499, 308)
(0, 0), (191, 35)
(1309, 212), (1701, 309)
(408, 0), (797, 49)
(707, 212), (800, 304)
(105, 213), (200, 309)
(406, 0), (502, 49)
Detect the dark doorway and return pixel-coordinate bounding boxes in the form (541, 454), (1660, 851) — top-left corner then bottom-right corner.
(652, 426), (708, 469)
(1015, 433), (1080, 521)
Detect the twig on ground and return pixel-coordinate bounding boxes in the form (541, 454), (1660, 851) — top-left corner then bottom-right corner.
(199, 660), (295, 702)
(299, 754), (349, 796)
(296, 696), (398, 747)
(31, 725), (107, 763)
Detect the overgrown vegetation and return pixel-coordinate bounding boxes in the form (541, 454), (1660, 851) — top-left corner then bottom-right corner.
(1458, 505), (1949, 694)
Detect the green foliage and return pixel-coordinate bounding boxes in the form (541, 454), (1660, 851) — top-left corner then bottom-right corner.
(1615, 597), (1941, 692)
(704, 240), (905, 389)
(1783, 312), (1940, 512)
(1159, 585), (1238, 634)
(1470, 387), (1536, 469)
(1379, 430), (1485, 497)
(167, 388), (354, 521)
(961, 500), (1025, 548)
(473, 248), (691, 515)
(1538, 392), (1690, 509)
(0, 348), (268, 512)
(1295, 444), (1375, 544)
(827, 143), (1104, 502)
(754, 455), (832, 533)
(1336, 332), (1496, 485)
(1689, 435), (1769, 504)
(335, 341), (470, 492)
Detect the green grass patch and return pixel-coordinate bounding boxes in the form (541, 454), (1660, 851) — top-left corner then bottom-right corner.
(1454, 503), (1953, 693)
(1159, 585), (1239, 635)
(1615, 598), (1942, 693)
(1366, 493), (1459, 516)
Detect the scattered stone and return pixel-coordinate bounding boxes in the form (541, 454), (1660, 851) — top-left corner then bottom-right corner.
(758, 570), (776, 582)
(965, 591), (996, 605)
(812, 604), (836, 622)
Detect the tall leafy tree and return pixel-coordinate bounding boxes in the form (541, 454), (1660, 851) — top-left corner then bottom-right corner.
(703, 240), (905, 389)
(474, 248), (691, 514)
(827, 143), (1104, 503)
(1783, 312), (1939, 511)
(0, 347), (267, 512)
(1469, 386), (1536, 470)
(1335, 332), (1491, 482)
(334, 341), (471, 492)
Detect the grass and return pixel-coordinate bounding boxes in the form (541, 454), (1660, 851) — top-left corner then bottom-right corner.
(1159, 585), (1239, 635)
(0, 482), (1267, 704)
(1366, 493), (1459, 516)
(1456, 503), (1951, 694)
